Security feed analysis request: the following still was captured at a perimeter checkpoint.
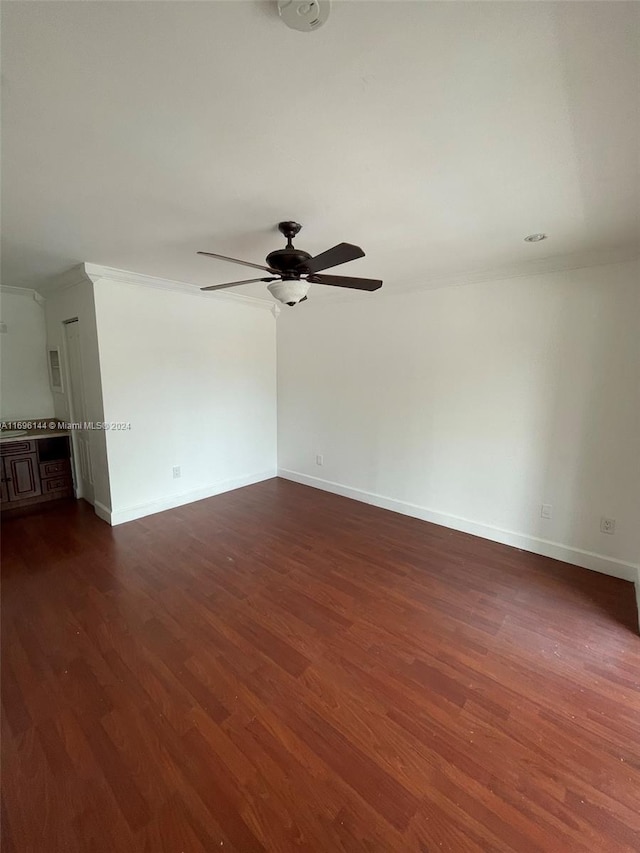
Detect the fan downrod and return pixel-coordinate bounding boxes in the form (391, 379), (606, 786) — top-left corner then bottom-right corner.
(278, 221), (302, 246)
(268, 221), (311, 274)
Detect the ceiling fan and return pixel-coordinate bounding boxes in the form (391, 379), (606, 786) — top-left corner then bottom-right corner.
(198, 221), (382, 306)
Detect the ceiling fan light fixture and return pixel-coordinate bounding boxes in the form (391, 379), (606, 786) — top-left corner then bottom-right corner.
(198, 221), (382, 299)
(267, 278), (310, 306)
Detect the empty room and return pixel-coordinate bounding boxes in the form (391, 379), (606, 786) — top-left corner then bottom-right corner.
(1, 1), (639, 851)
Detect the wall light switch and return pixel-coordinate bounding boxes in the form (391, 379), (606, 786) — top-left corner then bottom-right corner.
(541, 504), (552, 519)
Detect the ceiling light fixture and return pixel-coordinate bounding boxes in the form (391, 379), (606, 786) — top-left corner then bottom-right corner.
(524, 233), (548, 242)
(198, 221), (382, 306)
(277, 0), (330, 32)
(267, 279), (310, 307)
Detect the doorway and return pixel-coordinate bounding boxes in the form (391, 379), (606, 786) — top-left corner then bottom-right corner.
(63, 318), (94, 504)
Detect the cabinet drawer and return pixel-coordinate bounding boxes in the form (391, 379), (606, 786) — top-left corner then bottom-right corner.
(42, 476), (72, 493)
(40, 460), (70, 478)
(1, 440), (36, 456)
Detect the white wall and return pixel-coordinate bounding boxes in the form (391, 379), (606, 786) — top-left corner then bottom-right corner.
(92, 279), (277, 525)
(44, 278), (112, 511)
(0, 289), (55, 420)
(277, 260), (640, 579)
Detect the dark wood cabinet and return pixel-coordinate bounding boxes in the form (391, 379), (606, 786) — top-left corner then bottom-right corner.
(1, 436), (73, 512)
(4, 453), (41, 500)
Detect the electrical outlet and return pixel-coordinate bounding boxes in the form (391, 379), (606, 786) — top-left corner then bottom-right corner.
(541, 504), (553, 520)
(172, 466), (181, 479)
(600, 517), (615, 535)
(316, 454), (324, 466)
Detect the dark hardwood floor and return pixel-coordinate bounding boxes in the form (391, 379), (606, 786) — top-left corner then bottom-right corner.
(2, 478), (639, 852)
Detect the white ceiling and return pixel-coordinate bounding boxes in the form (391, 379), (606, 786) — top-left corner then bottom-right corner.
(2, 1), (639, 300)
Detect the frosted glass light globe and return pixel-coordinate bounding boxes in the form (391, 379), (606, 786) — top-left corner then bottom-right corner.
(267, 279), (310, 306)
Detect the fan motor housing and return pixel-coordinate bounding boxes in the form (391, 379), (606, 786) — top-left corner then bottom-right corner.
(266, 247), (312, 275)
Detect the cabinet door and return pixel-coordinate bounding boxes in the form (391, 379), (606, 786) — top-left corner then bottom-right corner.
(0, 460), (9, 503)
(5, 454), (42, 501)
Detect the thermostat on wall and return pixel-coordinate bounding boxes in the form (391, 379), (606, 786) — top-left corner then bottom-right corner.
(278, 0), (330, 32)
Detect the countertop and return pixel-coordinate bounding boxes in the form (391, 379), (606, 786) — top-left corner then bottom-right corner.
(0, 429), (71, 445)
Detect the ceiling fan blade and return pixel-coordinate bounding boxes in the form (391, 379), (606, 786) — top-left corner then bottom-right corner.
(200, 277), (277, 292)
(300, 242), (365, 274)
(197, 251), (277, 274)
(308, 273), (382, 291)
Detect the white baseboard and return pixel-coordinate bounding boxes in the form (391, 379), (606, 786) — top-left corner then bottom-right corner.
(106, 469), (277, 526)
(278, 468), (639, 583)
(93, 500), (112, 524)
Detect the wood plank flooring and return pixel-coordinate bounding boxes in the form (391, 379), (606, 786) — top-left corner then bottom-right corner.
(2, 478), (639, 852)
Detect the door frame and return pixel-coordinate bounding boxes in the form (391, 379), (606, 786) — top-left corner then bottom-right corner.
(61, 317), (93, 503)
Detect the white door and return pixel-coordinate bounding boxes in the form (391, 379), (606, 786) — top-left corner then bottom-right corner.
(64, 319), (94, 504)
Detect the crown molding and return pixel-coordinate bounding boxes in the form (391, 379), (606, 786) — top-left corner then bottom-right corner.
(83, 263), (274, 310)
(1, 285), (38, 297)
(37, 264), (92, 296)
(303, 245), (640, 308)
(0, 285), (46, 306)
(407, 245), (640, 293)
(24, 245), (640, 310)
